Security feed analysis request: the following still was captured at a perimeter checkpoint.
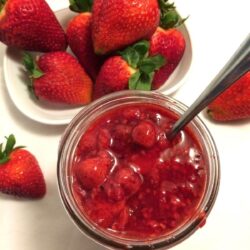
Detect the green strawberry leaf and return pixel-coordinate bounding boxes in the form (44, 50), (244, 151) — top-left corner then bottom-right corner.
(158, 0), (188, 29)
(23, 52), (35, 73)
(0, 156), (9, 164)
(128, 71), (154, 91)
(133, 40), (150, 60)
(23, 52), (43, 99)
(128, 54), (166, 90)
(148, 55), (166, 70)
(139, 60), (156, 74)
(0, 143), (3, 159)
(23, 52), (44, 78)
(140, 55), (166, 74)
(120, 47), (140, 69)
(32, 69), (44, 79)
(5, 134), (16, 156)
(129, 71), (141, 90)
(136, 72), (154, 91)
(0, 0), (6, 12)
(69, 0), (93, 13)
(0, 135), (25, 165)
(161, 10), (180, 29)
(119, 40), (150, 69)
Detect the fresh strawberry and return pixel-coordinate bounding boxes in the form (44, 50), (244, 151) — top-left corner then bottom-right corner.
(66, 0), (104, 80)
(75, 151), (113, 190)
(0, 134), (46, 198)
(132, 120), (157, 148)
(94, 40), (165, 99)
(207, 72), (250, 121)
(91, 0), (160, 54)
(23, 52), (93, 105)
(0, 0), (67, 52)
(94, 55), (133, 99)
(149, 27), (186, 89)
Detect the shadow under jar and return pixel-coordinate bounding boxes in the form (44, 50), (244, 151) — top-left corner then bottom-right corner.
(57, 90), (220, 250)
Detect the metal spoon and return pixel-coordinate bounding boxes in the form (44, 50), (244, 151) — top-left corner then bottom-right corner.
(167, 33), (250, 140)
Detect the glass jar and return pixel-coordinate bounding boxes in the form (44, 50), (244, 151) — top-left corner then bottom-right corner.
(57, 90), (220, 250)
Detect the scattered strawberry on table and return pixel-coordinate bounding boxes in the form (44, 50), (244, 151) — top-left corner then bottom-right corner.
(23, 51), (93, 105)
(0, 134), (46, 198)
(207, 72), (250, 121)
(0, 0), (67, 52)
(66, 0), (104, 80)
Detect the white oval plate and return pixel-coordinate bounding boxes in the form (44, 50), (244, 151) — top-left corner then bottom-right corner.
(3, 7), (192, 125)
(3, 8), (81, 125)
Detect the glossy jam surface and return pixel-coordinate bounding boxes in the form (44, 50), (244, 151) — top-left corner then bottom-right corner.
(71, 104), (207, 239)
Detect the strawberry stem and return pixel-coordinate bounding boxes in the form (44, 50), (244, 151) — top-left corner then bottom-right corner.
(69, 0), (93, 13)
(158, 0), (188, 29)
(119, 40), (166, 91)
(0, 0), (6, 12)
(0, 134), (24, 164)
(23, 52), (43, 98)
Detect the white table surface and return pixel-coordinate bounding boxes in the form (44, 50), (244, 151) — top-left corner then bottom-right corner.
(0, 0), (250, 249)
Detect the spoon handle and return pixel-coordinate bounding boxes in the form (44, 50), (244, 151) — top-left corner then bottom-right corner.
(168, 33), (250, 139)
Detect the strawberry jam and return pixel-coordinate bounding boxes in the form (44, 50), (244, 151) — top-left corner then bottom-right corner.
(71, 103), (207, 239)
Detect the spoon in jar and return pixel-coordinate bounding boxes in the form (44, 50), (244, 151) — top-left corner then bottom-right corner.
(167, 33), (250, 140)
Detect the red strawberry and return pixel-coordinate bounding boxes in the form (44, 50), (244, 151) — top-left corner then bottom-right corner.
(0, 0), (67, 52)
(94, 56), (134, 99)
(66, 0), (104, 80)
(75, 151), (113, 190)
(132, 120), (157, 148)
(149, 27), (186, 89)
(23, 52), (93, 105)
(92, 0), (160, 54)
(94, 40), (165, 99)
(207, 72), (250, 121)
(0, 134), (46, 198)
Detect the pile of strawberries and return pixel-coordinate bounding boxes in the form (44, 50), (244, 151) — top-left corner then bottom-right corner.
(0, 0), (187, 105)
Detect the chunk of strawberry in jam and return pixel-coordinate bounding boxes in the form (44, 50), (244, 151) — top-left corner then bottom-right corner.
(113, 167), (143, 197)
(98, 128), (111, 149)
(103, 180), (125, 202)
(77, 132), (97, 156)
(157, 131), (171, 150)
(75, 151), (113, 190)
(129, 152), (158, 175)
(113, 124), (132, 142)
(86, 198), (125, 228)
(122, 107), (142, 120)
(112, 207), (130, 231)
(132, 121), (157, 148)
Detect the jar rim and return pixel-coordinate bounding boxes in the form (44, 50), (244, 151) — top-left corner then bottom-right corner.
(57, 90), (220, 250)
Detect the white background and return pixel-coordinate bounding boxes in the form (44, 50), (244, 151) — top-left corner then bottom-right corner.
(0, 0), (250, 249)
